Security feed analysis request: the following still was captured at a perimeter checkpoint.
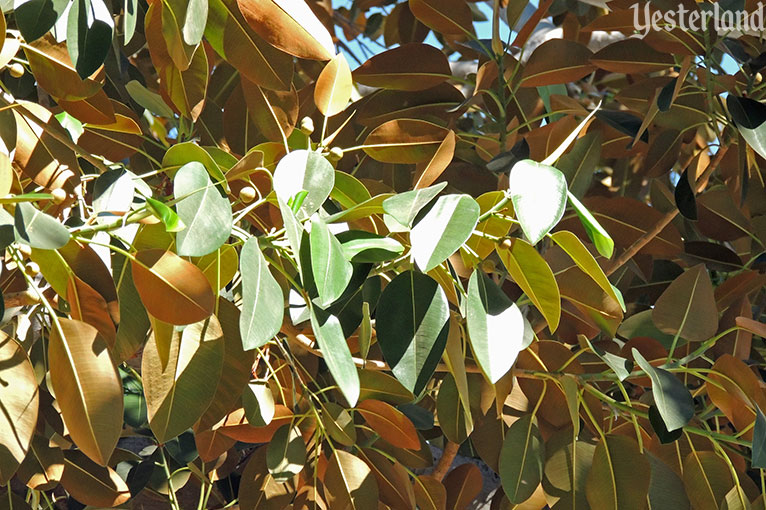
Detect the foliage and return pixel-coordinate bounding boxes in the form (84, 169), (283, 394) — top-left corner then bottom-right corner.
(0, 0), (765, 508)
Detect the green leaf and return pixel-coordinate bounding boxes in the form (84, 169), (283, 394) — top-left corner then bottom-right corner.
(647, 453), (690, 510)
(582, 335), (633, 381)
(753, 406), (766, 468)
(382, 182), (447, 229)
(632, 349), (694, 432)
(567, 191), (614, 258)
(266, 425), (306, 482)
(410, 194), (480, 272)
(337, 231), (404, 263)
(466, 270), (526, 384)
(331, 171), (371, 209)
(652, 264), (718, 344)
(585, 435), (651, 510)
(375, 271), (450, 395)
(273, 150), (334, 217)
(499, 414), (545, 504)
(15, 0), (69, 41)
(145, 197), (185, 233)
(239, 237), (283, 351)
(557, 130), (602, 199)
(142, 317), (224, 443)
(497, 238), (561, 332)
(727, 95), (766, 160)
(310, 217), (353, 307)
(243, 381), (275, 427)
(508, 159), (567, 245)
(310, 306), (360, 406)
(124, 0), (138, 44)
(550, 230), (618, 304)
(174, 162), (233, 257)
(162, 142), (228, 192)
(14, 202), (70, 250)
(181, 0), (207, 45)
(125, 80), (176, 119)
(67, 0), (113, 79)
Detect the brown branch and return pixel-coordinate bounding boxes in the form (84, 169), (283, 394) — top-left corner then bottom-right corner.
(432, 440), (460, 481)
(3, 290), (41, 308)
(605, 145), (729, 277)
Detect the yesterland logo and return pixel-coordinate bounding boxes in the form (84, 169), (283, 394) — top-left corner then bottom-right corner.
(631, 1), (766, 35)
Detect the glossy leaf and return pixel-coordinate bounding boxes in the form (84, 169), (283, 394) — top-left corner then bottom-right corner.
(310, 306), (360, 406)
(273, 150), (335, 217)
(497, 238), (561, 332)
(174, 162), (233, 256)
(376, 271), (450, 395)
(567, 191), (615, 258)
(508, 160), (568, 245)
(310, 217), (353, 306)
(266, 425), (306, 482)
(466, 270), (526, 383)
(315, 53), (353, 117)
(14, 202), (70, 250)
(353, 43), (451, 91)
(239, 238), (283, 350)
(410, 194), (480, 271)
(66, 0), (113, 78)
(131, 249), (215, 325)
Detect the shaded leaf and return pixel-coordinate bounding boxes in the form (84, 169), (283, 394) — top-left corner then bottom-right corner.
(652, 264), (718, 342)
(585, 435), (651, 510)
(376, 271), (450, 395)
(499, 414), (545, 504)
(633, 349), (694, 432)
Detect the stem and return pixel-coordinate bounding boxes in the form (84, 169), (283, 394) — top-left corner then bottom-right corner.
(159, 446), (182, 510)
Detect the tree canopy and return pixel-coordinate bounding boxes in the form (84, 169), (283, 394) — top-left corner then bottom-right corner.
(0, 0), (766, 509)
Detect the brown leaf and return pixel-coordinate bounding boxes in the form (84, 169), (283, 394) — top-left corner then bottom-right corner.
(559, 196), (683, 257)
(591, 38), (674, 74)
(238, 446), (296, 510)
(315, 53), (353, 117)
(356, 399), (421, 450)
(354, 43), (451, 91)
(443, 463), (482, 510)
(131, 249), (215, 325)
(237, 0), (335, 60)
(13, 101), (81, 193)
(363, 118), (450, 163)
(24, 35), (102, 101)
(706, 354), (766, 441)
(324, 450), (380, 510)
(360, 448), (417, 509)
(409, 0), (474, 35)
(521, 39), (595, 87)
(241, 77), (299, 141)
(0, 334), (38, 485)
(78, 101), (145, 162)
(414, 475), (447, 510)
(66, 275), (117, 348)
(16, 434), (64, 491)
(413, 130), (455, 189)
(206, 0), (294, 91)
(48, 319), (122, 466)
(58, 89), (116, 125)
(60, 450), (130, 508)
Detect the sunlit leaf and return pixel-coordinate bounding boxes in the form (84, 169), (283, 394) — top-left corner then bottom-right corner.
(410, 194), (479, 272)
(508, 160), (568, 245)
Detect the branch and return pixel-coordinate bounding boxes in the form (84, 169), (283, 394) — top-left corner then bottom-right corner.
(431, 440), (459, 481)
(605, 145), (729, 277)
